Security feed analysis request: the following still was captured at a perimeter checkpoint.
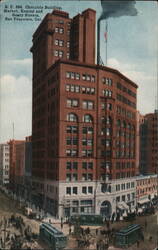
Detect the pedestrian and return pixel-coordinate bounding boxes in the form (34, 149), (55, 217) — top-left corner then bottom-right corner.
(61, 222), (63, 230)
(69, 227), (71, 235)
(96, 228), (98, 235)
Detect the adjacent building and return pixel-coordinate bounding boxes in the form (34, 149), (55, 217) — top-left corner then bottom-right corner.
(139, 110), (158, 174)
(8, 140), (25, 192)
(136, 174), (158, 207)
(0, 143), (10, 185)
(31, 8), (138, 218)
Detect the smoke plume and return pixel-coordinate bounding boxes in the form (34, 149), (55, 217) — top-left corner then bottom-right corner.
(100, 0), (138, 20)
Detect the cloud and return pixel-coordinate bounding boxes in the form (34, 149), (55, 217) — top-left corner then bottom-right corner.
(108, 57), (156, 114)
(1, 58), (32, 79)
(0, 74), (32, 143)
(10, 58), (32, 66)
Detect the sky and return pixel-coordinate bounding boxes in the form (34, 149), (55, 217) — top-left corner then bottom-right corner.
(0, 0), (158, 143)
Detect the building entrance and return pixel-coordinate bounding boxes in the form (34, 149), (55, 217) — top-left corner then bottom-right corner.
(100, 200), (112, 218)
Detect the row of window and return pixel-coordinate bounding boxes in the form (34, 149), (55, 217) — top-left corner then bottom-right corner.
(117, 94), (136, 109)
(67, 99), (94, 110)
(54, 39), (70, 47)
(115, 151), (135, 158)
(67, 113), (93, 123)
(116, 130), (135, 138)
(101, 103), (112, 110)
(116, 171), (135, 179)
(66, 186), (93, 195)
(117, 82), (136, 98)
(66, 161), (93, 170)
(116, 192), (135, 202)
(66, 149), (93, 157)
(116, 120), (135, 130)
(102, 77), (113, 86)
(66, 138), (93, 146)
(55, 27), (70, 35)
(66, 72), (95, 82)
(54, 50), (70, 59)
(102, 89), (112, 97)
(117, 106), (135, 120)
(116, 182), (135, 191)
(66, 84), (95, 95)
(116, 162), (135, 169)
(66, 173), (93, 181)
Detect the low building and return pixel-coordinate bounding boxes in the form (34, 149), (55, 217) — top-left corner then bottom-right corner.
(136, 174), (158, 208)
(0, 143), (10, 185)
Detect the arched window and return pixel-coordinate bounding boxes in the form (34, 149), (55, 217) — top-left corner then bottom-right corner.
(83, 114), (93, 123)
(67, 113), (78, 122)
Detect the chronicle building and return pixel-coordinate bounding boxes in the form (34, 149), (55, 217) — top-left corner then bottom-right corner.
(31, 9), (138, 218)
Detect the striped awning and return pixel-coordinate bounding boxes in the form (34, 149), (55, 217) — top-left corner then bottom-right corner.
(138, 198), (150, 204)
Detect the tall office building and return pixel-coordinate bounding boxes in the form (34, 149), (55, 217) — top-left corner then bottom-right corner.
(0, 144), (10, 185)
(140, 110), (158, 174)
(31, 9), (138, 218)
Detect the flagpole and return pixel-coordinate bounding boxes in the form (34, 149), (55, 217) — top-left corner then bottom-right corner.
(105, 20), (108, 66)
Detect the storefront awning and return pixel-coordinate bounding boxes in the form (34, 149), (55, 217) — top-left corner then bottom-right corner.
(117, 202), (129, 210)
(138, 198), (150, 204)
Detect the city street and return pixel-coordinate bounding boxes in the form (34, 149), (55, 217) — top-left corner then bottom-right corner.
(0, 189), (158, 250)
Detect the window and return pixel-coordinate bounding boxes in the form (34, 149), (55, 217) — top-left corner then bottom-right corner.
(66, 125), (78, 133)
(59, 28), (64, 34)
(54, 50), (58, 56)
(102, 77), (113, 85)
(82, 127), (93, 134)
(66, 149), (77, 157)
(66, 137), (78, 145)
(83, 114), (93, 123)
(82, 150), (93, 157)
(66, 162), (71, 170)
(91, 75), (95, 82)
(55, 39), (59, 45)
(122, 195), (125, 201)
(73, 162), (78, 169)
(66, 72), (71, 78)
(102, 89), (112, 97)
(67, 113), (78, 122)
(67, 41), (70, 47)
(66, 187), (71, 194)
(72, 187), (78, 194)
(88, 186), (93, 194)
(66, 84), (80, 93)
(82, 139), (93, 146)
(85, 100), (94, 110)
(66, 174), (71, 181)
(55, 27), (59, 33)
(75, 73), (80, 80)
(82, 186), (87, 194)
(66, 52), (70, 59)
(59, 40), (64, 46)
(59, 50), (63, 58)
(116, 184), (120, 191)
(72, 174), (78, 181)
(107, 103), (112, 110)
(67, 99), (79, 107)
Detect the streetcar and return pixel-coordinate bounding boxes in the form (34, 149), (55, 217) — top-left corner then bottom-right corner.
(39, 222), (67, 250)
(115, 224), (142, 248)
(69, 214), (104, 226)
